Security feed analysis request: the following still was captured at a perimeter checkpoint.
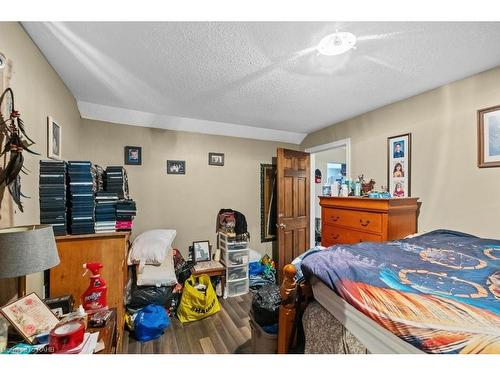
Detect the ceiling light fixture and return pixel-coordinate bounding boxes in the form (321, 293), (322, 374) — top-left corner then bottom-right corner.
(316, 31), (357, 56)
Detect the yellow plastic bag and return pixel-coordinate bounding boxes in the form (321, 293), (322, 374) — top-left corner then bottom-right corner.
(177, 274), (221, 323)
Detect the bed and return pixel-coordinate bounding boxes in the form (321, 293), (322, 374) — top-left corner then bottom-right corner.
(278, 230), (500, 354)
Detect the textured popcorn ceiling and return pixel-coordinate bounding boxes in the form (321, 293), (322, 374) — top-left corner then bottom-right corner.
(23, 22), (500, 143)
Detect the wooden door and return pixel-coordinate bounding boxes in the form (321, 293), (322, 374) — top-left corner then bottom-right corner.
(276, 148), (310, 281)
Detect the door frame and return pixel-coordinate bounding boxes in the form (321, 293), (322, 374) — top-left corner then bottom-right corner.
(304, 138), (351, 248)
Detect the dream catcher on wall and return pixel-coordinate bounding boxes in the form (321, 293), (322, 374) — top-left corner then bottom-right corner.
(0, 87), (39, 212)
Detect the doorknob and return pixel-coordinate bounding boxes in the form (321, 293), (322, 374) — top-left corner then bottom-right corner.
(276, 223), (287, 230)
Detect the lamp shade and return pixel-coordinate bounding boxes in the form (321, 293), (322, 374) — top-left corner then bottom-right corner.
(0, 225), (60, 278)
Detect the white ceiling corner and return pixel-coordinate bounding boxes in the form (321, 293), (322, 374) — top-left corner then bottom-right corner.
(22, 21), (500, 143)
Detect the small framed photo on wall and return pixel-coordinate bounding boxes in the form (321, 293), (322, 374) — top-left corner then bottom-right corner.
(208, 152), (224, 166)
(124, 146), (142, 165)
(167, 160), (186, 174)
(47, 116), (62, 160)
(478, 104), (500, 168)
(387, 133), (411, 198)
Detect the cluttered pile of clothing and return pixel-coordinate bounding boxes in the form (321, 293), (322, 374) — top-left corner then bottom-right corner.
(125, 229), (192, 339)
(249, 254), (276, 290)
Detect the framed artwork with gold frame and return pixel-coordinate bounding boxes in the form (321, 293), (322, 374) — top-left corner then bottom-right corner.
(478, 104), (500, 168)
(0, 292), (59, 343)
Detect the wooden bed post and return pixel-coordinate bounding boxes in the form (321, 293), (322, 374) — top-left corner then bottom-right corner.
(277, 264), (297, 354)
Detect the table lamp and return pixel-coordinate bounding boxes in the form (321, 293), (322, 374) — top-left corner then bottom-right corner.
(0, 225), (60, 297)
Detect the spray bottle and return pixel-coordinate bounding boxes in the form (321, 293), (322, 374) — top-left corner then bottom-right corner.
(81, 262), (108, 314)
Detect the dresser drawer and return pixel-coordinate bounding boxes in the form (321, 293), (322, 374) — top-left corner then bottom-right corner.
(322, 225), (382, 246)
(323, 207), (382, 233)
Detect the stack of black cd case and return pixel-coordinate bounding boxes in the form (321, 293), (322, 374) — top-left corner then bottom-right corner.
(94, 191), (118, 233)
(105, 166), (129, 199)
(67, 161), (96, 235)
(39, 160), (68, 236)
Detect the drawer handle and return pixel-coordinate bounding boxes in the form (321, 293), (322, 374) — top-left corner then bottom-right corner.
(331, 233), (339, 239)
(330, 216), (340, 221)
(360, 219), (371, 227)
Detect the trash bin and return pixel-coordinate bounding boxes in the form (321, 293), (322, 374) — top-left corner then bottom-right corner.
(249, 312), (277, 354)
(251, 284), (280, 326)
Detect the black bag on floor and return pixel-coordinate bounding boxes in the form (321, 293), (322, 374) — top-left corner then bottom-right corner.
(251, 284), (281, 326)
(128, 284), (177, 311)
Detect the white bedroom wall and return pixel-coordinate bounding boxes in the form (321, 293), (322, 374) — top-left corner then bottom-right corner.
(302, 65), (500, 239)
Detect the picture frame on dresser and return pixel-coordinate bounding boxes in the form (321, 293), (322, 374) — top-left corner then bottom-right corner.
(387, 133), (411, 197)
(478, 104), (500, 168)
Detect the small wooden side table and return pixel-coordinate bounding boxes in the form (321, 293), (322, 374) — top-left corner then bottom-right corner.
(190, 262), (226, 297)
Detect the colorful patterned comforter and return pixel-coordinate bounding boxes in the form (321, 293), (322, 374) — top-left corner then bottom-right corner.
(300, 230), (500, 354)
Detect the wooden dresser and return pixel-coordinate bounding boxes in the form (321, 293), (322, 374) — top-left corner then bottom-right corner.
(50, 232), (130, 353)
(320, 196), (419, 247)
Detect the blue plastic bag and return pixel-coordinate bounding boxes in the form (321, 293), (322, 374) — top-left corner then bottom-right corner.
(249, 261), (265, 276)
(134, 304), (170, 342)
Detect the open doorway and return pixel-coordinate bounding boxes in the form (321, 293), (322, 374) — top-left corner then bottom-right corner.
(305, 139), (351, 247)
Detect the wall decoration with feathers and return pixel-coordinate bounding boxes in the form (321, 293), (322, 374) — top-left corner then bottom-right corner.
(0, 87), (39, 212)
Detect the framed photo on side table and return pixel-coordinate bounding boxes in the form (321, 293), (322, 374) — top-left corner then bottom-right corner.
(387, 133), (411, 198)
(193, 240), (211, 263)
(0, 292), (59, 344)
(478, 104), (500, 168)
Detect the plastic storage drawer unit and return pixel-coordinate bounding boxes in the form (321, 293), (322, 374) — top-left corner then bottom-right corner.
(218, 231), (250, 298)
(218, 232), (248, 251)
(224, 249), (249, 267)
(227, 265), (248, 281)
(226, 279), (249, 297)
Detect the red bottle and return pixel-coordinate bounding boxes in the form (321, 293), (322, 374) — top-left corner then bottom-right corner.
(81, 262), (108, 313)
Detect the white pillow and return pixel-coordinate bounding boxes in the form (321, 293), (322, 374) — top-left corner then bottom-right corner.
(136, 248), (178, 287)
(128, 229), (176, 267)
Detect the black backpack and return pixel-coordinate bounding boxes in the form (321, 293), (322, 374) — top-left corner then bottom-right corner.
(217, 208), (249, 238)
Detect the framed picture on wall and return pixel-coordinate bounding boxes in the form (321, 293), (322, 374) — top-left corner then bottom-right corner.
(167, 160), (186, 175)
(387, 133), (411, 197)
(124, 146), (142, 165)
(208, 152), (224, 166)
(47, 116), (62, 160)
(478, 104), (500, 168)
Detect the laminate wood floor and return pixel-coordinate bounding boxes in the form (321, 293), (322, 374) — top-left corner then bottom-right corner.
(123, 292), (253, 354)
